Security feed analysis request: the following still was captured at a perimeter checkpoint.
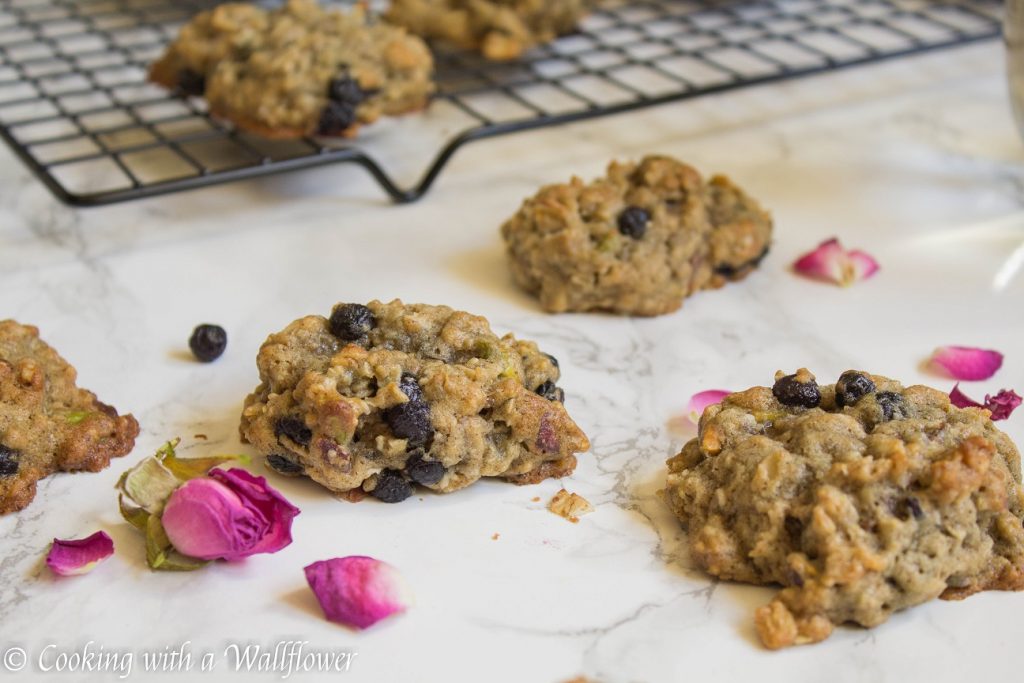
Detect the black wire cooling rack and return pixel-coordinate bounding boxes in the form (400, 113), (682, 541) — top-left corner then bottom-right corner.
(0, 0), (1002, 206)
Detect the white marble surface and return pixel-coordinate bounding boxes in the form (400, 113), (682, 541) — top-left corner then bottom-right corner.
(1, 41), (1023, 683)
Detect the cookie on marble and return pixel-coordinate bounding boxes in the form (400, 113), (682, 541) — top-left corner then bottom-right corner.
(385, 0), (586, 60)
(240, 299), (590, 502)
(664, 369), (1024, 649)
(0, 321), (140, 515)
(149, 0), (435, 138)
(500, 155), (773, 316)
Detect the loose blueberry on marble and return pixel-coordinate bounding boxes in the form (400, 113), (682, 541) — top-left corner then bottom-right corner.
(189, 324), (227, 362)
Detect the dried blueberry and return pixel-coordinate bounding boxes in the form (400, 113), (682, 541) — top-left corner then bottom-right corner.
(617, 206), (650, 239)
(316, 76), (366, 136)
(317, 100), (358, 136)
(384, 400), (434, 448)
(784, 515), (803, 543)
(371, 469), (412, 503)
(835, 371), (876, 408)
(876, 392), (907, 421)
(328, 303), (375, 342)
(0, 445), (18, 477)
(188, 324), (227, 363)
(406, 451), (445, 486)
(772, 374), (821, 409)
(266, 454), (304, 475)
(328, 76), (366, 105)
(275, 416), (312, 447)
(396, 373), (424, 403)
(714, 246), (771, 278)
(892, 496), (924, 521)
(177, 69), (205, 96)
(535, 380), (565, 403)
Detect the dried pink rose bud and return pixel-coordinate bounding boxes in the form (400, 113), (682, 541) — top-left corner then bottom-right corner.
(793, 238), (879, 287)
(930, 346), (1004, 381)
(161, 468), (299, 561)
(46, 531), (114, 576)
(304, 556), (413, 630)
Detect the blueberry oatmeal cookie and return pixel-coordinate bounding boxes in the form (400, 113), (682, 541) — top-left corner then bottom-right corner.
(664, 369), (1024, 649)
(0, 321), (139, 514)
(149, 0), (435, 138)
(239, 300), (590, 503)
(386, 0), (586, 60)
(500, 156), (773, 316)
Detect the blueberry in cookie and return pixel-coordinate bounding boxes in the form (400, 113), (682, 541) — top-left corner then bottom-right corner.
(386, 0), (587, 61)
(149, 0), (435, 138)
(240, 300), (590, 502)
(664, 369), (1024, 648)
(0, 321), (139, 514)
(500, 155), (773, 316)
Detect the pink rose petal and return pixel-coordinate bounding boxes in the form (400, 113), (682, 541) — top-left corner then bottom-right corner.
(930, 346), (1004, 381)
(304, 556), (412, 630)
(793, 238), (879, 287)
(686, 390), (731, 423)
(46, 531), (114, 576)
(950, 384), (1022, 421)
(161, 468), (299, 562)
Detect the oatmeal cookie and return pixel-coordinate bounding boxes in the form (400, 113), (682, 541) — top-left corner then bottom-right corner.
(500, 156), (773, 316)
(240, 300), (590, 503)
(0, 321), (140, 514)
(149, 0), (435, 138)
(386, 0), (586, 60)
(664, 369), (1024, 649)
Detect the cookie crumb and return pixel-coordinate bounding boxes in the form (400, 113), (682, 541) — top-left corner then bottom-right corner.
(548, 488), (593, 523)
(491, 533), (500, 541)
(531, 496), (541, 502)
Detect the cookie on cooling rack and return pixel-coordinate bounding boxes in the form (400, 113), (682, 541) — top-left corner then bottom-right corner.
(0, 320), (139, 514)
(240, 299), (590, 503)
(500, 155), (772, 316)
(386, 0), (587, 60)
(665, 369), (1024, 649)
(149, 0), (435, 138)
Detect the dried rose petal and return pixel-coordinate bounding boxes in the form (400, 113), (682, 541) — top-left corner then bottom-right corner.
(161, 468), (299, 561)
(304, 556), (413, 630)
(792, 238), (879, 287)
(950, 384), (1021, 421)
(686, 390), (730, 423)
(46, 531), (114, 576)
(930, 346), (1004, 381)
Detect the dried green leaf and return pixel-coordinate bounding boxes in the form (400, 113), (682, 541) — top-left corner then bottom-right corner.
(118, 495), (150, 532)
(145, 514), (208, 572)
(162, 448), (250, 481)
(118, 456), (180, 515)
